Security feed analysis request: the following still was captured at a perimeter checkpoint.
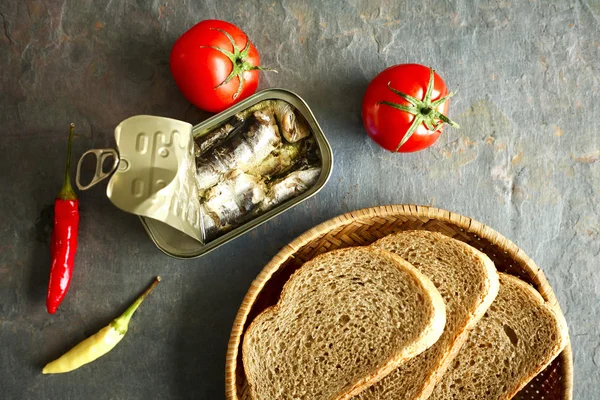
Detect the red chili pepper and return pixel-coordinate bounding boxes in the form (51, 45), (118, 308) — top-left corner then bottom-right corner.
(47, 123), (80, 314)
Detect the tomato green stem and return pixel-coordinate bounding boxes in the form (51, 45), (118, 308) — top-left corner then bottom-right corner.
(57, 123), (77, 201)
(378, 68), (459, 152)
(200, 28), (277, 100)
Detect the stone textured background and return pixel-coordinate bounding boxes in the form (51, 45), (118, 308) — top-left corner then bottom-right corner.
(0, 0), (598, 398)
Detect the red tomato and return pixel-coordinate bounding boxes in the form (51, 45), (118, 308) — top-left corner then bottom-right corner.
(170, 20), (272, 113)
(362, 63), (459, 152)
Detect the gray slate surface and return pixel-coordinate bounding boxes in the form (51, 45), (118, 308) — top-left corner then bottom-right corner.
(1, 0), (598, 398)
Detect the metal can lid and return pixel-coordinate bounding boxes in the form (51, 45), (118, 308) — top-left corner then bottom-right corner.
(76, 115), (204, 243)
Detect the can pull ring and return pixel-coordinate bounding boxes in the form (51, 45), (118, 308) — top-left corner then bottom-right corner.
(75, 149), (120, 191)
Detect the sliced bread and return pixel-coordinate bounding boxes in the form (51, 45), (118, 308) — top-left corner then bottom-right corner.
(242, 246), (446, 400)
(354, 230), (500, 400)
(428, 272), (569, 400)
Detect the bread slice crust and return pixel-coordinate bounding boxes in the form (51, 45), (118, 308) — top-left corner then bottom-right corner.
(354, 230), (500, 400)
(427, 272), (568, 400)
(242, 246), (446, 400)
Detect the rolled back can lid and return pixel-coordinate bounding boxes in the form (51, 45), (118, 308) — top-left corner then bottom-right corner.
(107, 115), (203, 243)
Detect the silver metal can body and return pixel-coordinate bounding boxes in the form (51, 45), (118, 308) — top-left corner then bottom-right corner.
(140, 89), (333, 258)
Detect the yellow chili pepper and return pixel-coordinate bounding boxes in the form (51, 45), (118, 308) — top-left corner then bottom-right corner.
(43, 276), (161, 374)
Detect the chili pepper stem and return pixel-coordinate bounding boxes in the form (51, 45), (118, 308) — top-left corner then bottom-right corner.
(111, 277), (161, 335)
(57, 123), (77, 201)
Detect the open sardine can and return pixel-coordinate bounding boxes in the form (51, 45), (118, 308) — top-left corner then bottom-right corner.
(75, 89), (333, 258)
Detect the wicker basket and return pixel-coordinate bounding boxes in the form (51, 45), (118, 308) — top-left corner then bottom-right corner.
(225, 205), (573, 400)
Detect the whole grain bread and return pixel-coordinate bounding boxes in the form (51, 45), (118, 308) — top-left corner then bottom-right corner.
(242, 246), (446, 400)
(428, 272), (568, 400)
(354, 230), (500, 400)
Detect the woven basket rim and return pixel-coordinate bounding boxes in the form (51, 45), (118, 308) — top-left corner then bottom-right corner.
(225, 204), (573, 400)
